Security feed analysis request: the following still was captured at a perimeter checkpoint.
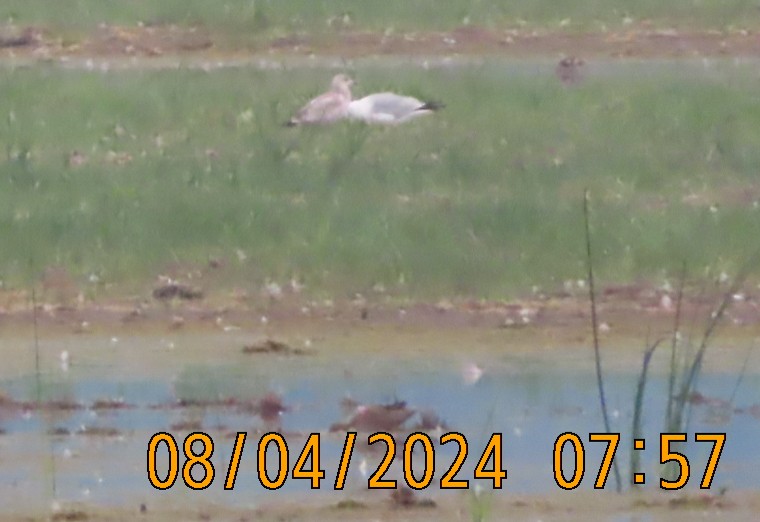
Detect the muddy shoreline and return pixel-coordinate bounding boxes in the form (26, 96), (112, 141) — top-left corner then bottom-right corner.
(4, 489), (759, 522)
(2, 24), (760, 61)
(1, 281), (759, 351)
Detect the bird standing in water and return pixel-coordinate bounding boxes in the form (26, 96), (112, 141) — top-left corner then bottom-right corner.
(330, 400), (415, 432)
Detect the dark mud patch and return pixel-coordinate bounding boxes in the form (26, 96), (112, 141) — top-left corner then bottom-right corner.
(152, 282), (204, 301)
(91, 399), (136, 410)
(1, 398), (135, 418)
(242, 338), (315, 356)
(168, 420), (204, 432)
(390, 488), (437, 509)
(633, 489), (735, 510)
(147, 394), (288, 425)
(0, 399), (85, 412)
(51, 511), (89, 522)
(148, 397), (242, 410)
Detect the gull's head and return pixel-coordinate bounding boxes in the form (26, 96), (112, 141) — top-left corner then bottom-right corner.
(330, 73), (355, 96)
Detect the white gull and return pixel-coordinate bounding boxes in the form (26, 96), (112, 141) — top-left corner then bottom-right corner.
(347, 92), (444, 124)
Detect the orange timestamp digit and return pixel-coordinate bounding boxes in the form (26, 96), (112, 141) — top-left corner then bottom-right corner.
(147, 431), (508, 491)
(361, 431), (506, 490)
(146, 432), (216, 490)
(552, 432), (726, 490)
(660, 433), (726, 490)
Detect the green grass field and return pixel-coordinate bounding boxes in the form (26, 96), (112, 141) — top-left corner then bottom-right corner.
(1, 61), (759, 299)
(1, 0), (759, 38)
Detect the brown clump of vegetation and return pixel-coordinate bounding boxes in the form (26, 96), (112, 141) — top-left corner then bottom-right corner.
(390, 488), (437, 509)
(51, 510), (89, 521)
(152, 282), (204, 301)
(242, 338), (314, 356)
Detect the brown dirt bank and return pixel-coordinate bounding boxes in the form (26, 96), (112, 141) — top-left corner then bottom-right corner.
(1, 280), (758, 348)
(2, 23), (760, 60)
(6, 489), (760, 522)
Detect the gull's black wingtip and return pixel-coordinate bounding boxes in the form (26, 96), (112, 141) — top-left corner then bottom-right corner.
(419, 100), (445, 112)
(283, 120), (298, 128)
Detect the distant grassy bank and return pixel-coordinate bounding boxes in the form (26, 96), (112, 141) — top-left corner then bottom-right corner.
(1, 0), (759, 39)
(1, 62), (759, 300)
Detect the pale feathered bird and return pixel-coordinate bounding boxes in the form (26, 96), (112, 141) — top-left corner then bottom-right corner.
(347, 92), (444, 124)
(286, 74), (354, 126)
(330, 400), (415, 432)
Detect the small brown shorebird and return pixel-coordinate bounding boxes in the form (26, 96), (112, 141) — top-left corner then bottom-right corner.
(556, 56), (585, 86)
(255, 393), (289, 424)
(330, 400), (415, 432)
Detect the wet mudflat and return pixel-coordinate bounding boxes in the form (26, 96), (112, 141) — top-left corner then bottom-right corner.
(0, 319), (758, 520)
